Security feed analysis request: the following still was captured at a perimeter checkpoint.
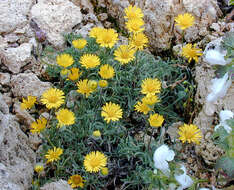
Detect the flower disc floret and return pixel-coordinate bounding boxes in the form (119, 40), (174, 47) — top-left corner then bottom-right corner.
(72, 39), (87, 49)
(56, 54), (74, 68)
(96, 28), (118, 48)
(41, 88), (65, 109)
(101, 102), (123, 123)
(30, 117), (47, 133)
(114, 45), (136, 64)
(178, 124), (202, 144)
(84, 151), (107, 173)
(148, 113), (164, 128)
(56, 108), (75, 127)
(45, 147), (63, 163)
(141, 78), (161, 95)
(68, 174), (85, 188)
(80, 54), (100, 69)
(20, 96), (36, 110)
(126, 18), (145, 33)
(130, 32), (148, 50)
(99, 64), (115, 79)
(182, 43), (202, 63)
(175, 13), (195, 30)
(124, 5), (144, 20)
(77, 79), (95, 97)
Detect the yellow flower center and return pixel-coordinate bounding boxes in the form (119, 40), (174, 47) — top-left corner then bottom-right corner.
(121, 51), (130, 59)
(72, 176), (82, 184)
(90, 158), (101, 168)
(48, 95), (59, 103)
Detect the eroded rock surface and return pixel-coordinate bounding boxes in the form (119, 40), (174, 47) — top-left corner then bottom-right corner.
(40, 180), (73, 190)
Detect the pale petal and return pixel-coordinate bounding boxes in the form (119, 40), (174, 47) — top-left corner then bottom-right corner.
(175, 165), (193, 190)
(205, 49), (227, 66)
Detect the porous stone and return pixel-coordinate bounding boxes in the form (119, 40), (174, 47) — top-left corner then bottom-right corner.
(30, 0), (83, 48)
(2, 43), (32, 73)
(11, 73), (51, 98)
(0, 72), (10, 86)
(40, 180), (73, 190)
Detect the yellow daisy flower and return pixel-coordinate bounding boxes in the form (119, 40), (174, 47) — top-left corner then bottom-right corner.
(124, 5), (144, 20)
(92, 130), (101, 138)
(181, 43), (203, 63)
(34, 163), (44, 174)
(41, 88), (65, 109)
(80, 54), (100, 69)
(142, 94), (160, 106)
(72, 39), (87, 49)
(175, 13), (195, 30)
(114, 45), (136, 64)
(56, 109), (75, 127)
(134, 101), (151, 115)
(141, 78), (161, 95)
(99, 64), (115, 79)
(68, 68), (82, 81)
(84, 151), (107, 173)
(68, 174), (85, 189)
(178, 124), (202, 144)
(30, 117), (47, 134)
(101, 167), (109, 176)
(148, 113), (164, 128)
(96, 28), (118, 48)
(77, 79), (95, 97)
(45, 147), (63, 163)
(89, 27), (104, 39)
(130, 32), (148, 50)
(20, 95), (37, 110)
(101, 102), (123, 123)
(126, 18), (145, 33)
(56, 54), (74, 68)
(99, 80), (108, 88)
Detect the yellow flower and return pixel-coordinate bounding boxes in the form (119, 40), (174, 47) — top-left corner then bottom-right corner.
(96, 28), (118, 48)
(88, 80), (98, 90)
(41, 88), (65, 109)
(130, 32), (148, 50)
(20, 96), (36, 110)
(99, 64), (115, 79)
(84, 151), (107, 173)
(101, 102), (123, 123)
(134, 101), (151, 115)
(56, 108), (75, 127)
(114, 45), (136, 64)
(148, 113), (164, 128)
(34, 163), (44, 174)
(181, 43), (203, 63)
(141, 78), (161, 95)
(77, 79), (95, 97)
(99, 80), (108, 88)
(56, 54), (74, 68)
(80, 54), (100, 69)
(68, 68), (82, 81)
(60, 69), (70, 77)
(45, 147), (63, 163)
(93, 130), (101, 138)
(101, 167), (109, 176)
(72, 39), (87, 49)
(178, 124), (202, 144)
(89, 27), (103, 39)
(68, 174), (85, 189)
(142, 94), (160, 106)
(30, 117), (47, 133)
(124, 5), (144, 20)
(175, 13), (195, 30)
(126, 18), (144, 33)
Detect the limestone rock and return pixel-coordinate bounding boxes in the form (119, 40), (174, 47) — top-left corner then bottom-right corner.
(40, 180), (73, 190)
(3, 43), (32, 73)
(0, 94), (36, 190)
(30, 0), (83, 48)
(11, 73), (51, 98)
(0, 0), (34, 34)
(0, 72), (10, 86)
(104, 0), (221, 51)
(69, 0), (94, 13)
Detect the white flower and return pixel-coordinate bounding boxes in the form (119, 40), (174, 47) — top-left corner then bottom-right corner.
(153, 144), (175, 176)
(206, 73), (231, 102)
(215, 110), (233, 133)
(204, 49), (227, 66)
(175, 165), (193, 190)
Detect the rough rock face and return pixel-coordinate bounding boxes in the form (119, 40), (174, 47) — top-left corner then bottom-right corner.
(104, 0), (221, 51)
(30, 0), (83, 48)
(11, 73), (51, 98)
(0, 0), (34, 34)
(40, 180), (73, 190)
(0, 94), (36, 190)
(2, 43), (32, 73)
